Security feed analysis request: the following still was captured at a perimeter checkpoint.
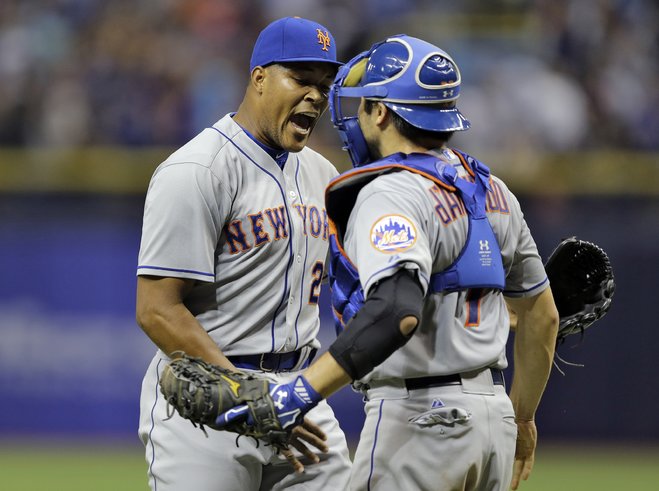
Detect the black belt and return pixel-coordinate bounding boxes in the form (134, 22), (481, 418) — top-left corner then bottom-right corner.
(228, 348), (316, 372)
(405, 368), (505, 390)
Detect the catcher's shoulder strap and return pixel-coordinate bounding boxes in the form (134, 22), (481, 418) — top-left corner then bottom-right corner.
(326, 151), (505, 333)
(429, 150), (506, 293)
(327, 233), (363, 334)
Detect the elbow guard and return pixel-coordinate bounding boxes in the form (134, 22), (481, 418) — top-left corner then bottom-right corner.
(328, 269), (424, 381)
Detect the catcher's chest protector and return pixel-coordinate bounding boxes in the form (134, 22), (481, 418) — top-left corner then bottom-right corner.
(327, 151), (505, 333)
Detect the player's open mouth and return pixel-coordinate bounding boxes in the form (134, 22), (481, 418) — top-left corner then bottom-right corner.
(289, 113), (317, 135)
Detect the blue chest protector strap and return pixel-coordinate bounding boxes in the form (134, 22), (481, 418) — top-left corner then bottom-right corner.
(428, 163), (506, 293)
(326, 150), (505, 333)
(328, 237), (364, 331)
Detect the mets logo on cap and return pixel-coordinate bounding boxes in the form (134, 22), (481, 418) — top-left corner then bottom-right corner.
(316, 28), (331, 51)
(370, 215), (417, 253)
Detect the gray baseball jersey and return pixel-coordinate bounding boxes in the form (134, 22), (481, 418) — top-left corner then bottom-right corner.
(138, 114), (336, 355)
(343, 148), (548, 384)
(340, 148), (548, 491)
(137, 114), (351, 491)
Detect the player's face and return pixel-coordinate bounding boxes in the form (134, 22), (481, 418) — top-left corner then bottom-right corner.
(258, 62), (336, 152)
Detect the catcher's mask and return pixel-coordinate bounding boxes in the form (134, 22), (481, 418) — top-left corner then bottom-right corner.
(329, 34), (470, 167)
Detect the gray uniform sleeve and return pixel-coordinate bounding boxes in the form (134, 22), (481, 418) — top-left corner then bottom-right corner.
(500, 188), (549, 297)
(137, 161), (228, 282)
(344, 184), (431, 298)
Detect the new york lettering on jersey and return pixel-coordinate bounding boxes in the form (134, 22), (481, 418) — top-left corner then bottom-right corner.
(224, 203), (329, 255)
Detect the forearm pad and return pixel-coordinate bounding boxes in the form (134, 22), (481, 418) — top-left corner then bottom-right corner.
(328, 269), (424, 381)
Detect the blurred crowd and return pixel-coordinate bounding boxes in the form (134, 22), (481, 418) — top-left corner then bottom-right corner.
(0, 0), (656, 153)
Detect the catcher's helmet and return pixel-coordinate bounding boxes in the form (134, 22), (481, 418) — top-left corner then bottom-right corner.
(330, 34), (470, 167)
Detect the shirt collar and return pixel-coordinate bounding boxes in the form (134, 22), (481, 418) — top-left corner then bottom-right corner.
(236, 121), (289, 169)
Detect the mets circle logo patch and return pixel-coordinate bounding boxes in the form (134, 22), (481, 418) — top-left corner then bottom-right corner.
(370, 215), (417, 253)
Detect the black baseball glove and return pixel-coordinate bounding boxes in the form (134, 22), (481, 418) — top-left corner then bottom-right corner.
(545, 237), (615, 342)
(159, 354), (288, 449)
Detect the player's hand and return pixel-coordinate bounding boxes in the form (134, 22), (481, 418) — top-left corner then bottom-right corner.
(216, 376), (320, 430)
(215, 375), (324, 472)
(511, 420), (537, 490)
(281, 417), (328, 473)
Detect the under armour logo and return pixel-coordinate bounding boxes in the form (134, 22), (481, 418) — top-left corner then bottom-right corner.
(479, 240), (490, 251)
(316, 29), (331, 51)
(274, 389), (288, 410)
(294, 378), (313, 403)
(443, 89), (454, 97)
(431, 398), (445, 409)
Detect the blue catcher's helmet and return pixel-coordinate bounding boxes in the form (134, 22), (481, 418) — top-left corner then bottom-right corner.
(329, 34), (470, 167)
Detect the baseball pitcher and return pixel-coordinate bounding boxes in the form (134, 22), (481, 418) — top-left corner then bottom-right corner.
(135, 17), (351, 491)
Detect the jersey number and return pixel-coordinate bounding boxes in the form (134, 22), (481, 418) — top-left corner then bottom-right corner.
(308, 261), (324, 304)
(465, 288), (484, 327)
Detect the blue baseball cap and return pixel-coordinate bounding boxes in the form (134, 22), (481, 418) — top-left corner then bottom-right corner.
(249, 17), (342, 71)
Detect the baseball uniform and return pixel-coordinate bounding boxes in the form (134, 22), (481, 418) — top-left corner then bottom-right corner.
(137, 114), (351, 491)
(327, 148), (549, 491)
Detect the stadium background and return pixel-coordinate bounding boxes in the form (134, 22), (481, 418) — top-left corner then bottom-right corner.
(1, 1), (657, 489)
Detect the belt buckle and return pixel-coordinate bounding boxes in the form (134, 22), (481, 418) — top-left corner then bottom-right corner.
(259, 353), (274, 372)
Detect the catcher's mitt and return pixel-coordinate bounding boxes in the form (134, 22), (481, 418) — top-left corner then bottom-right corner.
(545, 237), (615, 342)
(159, 354), (288, 449)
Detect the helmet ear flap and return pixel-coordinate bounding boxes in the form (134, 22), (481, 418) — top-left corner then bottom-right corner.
(340, 117), (371, 167)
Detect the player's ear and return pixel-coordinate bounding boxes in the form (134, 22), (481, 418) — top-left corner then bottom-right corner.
(250, 66), (266, 94)
(374, 102), (389, 126)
